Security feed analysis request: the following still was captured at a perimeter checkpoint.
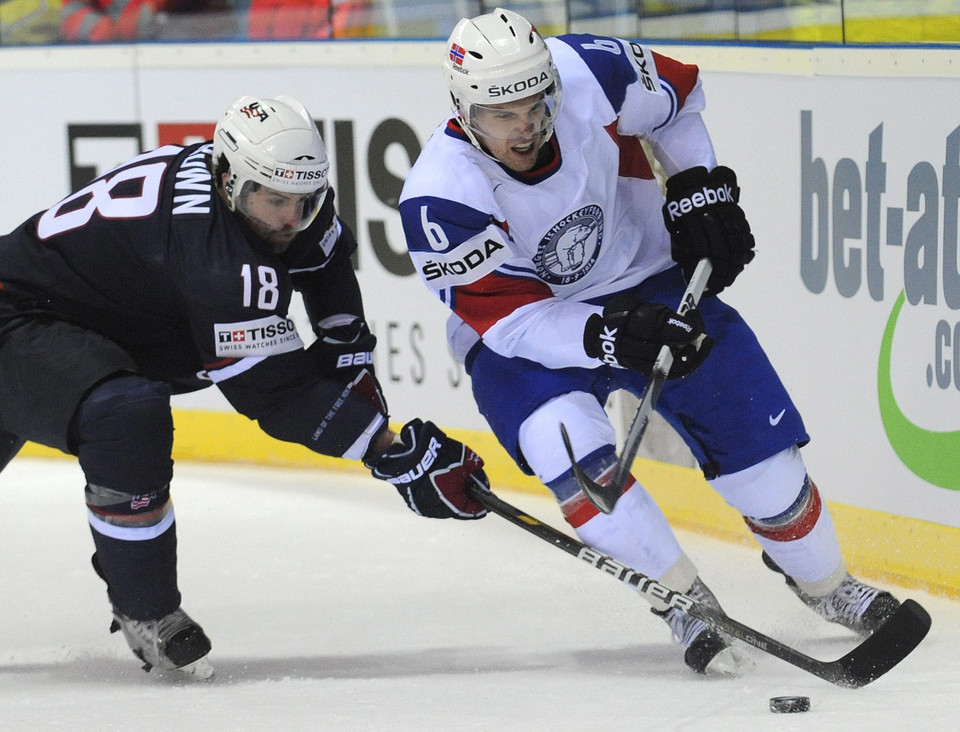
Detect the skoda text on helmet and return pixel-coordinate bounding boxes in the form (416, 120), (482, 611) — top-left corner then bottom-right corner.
(442, 8), (563, 154)
(213, 94), (330, 234)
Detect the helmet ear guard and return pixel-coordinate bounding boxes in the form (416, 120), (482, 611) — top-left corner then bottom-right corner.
(442, 7), (562, 152)
(213, 95), (330, 231)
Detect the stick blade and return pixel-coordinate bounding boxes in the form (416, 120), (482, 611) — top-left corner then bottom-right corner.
(828, 599), (931, 688)
(559, 423), (620, 514)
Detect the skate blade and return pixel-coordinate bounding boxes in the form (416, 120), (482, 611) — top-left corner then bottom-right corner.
(704, 645), (756, 677)
(176, 655), (215, 681)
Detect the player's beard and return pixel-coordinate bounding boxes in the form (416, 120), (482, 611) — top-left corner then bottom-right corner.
(241, 213), (298, 253)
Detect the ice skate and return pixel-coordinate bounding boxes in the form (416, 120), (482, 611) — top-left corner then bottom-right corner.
(762, 551), (900, 636)
(652, 578), (754, 676)
(110, 607), (214, 680)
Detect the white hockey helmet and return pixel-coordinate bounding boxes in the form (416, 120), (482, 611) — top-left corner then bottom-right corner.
(442, 8), (562, 151)
(213, 94), (330, 232)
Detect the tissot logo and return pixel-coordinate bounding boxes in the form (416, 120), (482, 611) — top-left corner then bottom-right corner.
(220, 330), (246, 343)
(214, 316), (303, 357)
(274, 168), (325, 181)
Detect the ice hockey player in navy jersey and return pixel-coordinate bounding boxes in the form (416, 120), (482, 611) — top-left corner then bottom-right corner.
(0, 94), (488, 679)
(399, 8), (902, 676)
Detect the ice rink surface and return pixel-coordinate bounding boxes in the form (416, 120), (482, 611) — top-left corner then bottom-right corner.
(0, 457), (956, 730)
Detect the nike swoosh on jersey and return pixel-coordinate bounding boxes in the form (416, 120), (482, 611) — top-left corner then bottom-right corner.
(769, 409), (786, 426)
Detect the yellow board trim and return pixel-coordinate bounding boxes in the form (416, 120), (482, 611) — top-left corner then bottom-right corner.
(18, 407), (960, 598)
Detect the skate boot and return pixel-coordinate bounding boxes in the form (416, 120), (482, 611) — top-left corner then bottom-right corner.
(762, 551), (900, 636)
(652, 577), (754, 676)
(111, 607), (214, 680)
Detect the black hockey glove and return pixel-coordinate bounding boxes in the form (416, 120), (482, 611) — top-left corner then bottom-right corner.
(583, 293), (713, 379)
(308, 319), (387, 416)
(662, 166), (756, 296)
(367, 419), (488, 520)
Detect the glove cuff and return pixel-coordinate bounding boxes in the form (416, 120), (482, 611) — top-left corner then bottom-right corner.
(664, 165), (710, 196)
(583, 313), (605, 359)
(318, 318), (366, 344)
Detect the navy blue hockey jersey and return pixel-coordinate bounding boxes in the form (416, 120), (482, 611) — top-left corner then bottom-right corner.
(0, 142), (383, 459)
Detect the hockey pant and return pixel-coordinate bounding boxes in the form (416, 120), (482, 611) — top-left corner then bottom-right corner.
(0, 428), (25, 473)
(0, 314), (181, 620)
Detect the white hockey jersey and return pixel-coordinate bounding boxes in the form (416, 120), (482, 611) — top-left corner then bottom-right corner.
(399, 34), (718, 370)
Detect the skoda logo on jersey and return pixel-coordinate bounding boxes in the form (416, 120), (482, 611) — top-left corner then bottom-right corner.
(534, 205), (604, 286)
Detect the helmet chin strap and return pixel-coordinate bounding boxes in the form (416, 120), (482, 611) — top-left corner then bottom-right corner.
(458, 114), (489, 157)
(223, 173), (240, 211)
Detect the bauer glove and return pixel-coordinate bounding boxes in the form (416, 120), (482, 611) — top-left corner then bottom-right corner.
(367, 419), (488, 520)
(308, 318), (387, 417)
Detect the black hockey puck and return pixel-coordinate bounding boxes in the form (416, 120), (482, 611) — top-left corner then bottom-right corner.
(769, 696), (810, 713)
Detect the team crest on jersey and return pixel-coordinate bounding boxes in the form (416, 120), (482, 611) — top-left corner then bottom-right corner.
(534, 205), (603, 285)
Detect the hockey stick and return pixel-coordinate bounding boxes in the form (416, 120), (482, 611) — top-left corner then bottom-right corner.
(560, 258), (713, 514)
(467, 478), (931, 688)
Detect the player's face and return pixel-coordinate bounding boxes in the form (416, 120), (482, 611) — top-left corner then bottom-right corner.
(471, 94), (550, 172)
(234, 183), (322, 253)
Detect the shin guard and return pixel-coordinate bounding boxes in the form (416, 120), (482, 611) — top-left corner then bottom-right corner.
(743, 476), (845, 595)
(74, 375), (181, 619)
(87, 483), (181, 620)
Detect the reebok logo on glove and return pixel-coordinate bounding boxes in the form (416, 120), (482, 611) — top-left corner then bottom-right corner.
(584, 296), (712, 379)
(664, 182), (736, 222)
(597, 325), (621, 366)
(662, 165), (754, 296)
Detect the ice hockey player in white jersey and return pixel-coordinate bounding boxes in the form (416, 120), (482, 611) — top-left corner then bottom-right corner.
(0, 94), (488, 680)
(399, 8), (902, 676)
